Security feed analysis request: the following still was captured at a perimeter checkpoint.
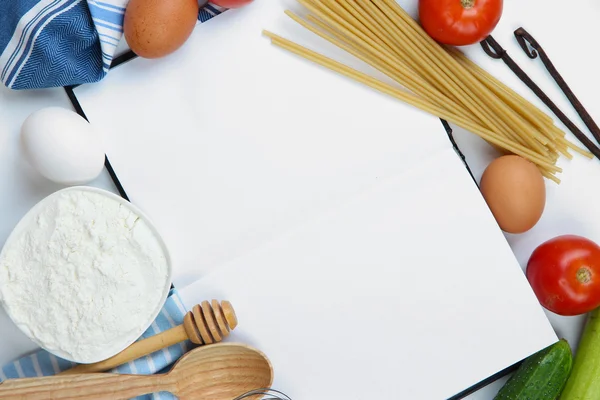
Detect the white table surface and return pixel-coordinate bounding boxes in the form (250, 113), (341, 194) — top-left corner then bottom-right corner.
(0, 5), (596, 398)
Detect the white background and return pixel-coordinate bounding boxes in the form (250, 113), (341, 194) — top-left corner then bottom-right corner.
(1, 0), (600, 398)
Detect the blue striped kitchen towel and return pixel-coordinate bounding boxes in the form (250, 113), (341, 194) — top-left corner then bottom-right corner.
(0, 288), (192, 400)
(0, 1), (224, 90)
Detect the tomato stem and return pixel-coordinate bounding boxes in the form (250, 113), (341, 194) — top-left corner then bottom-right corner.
(577, 267), (592, 284)
(461, 0), (475, 9)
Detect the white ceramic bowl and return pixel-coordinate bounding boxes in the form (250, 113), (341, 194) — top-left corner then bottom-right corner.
(0, 186), (172, 364)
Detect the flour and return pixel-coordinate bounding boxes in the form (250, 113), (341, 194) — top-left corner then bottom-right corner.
(0, 189), (170, 363)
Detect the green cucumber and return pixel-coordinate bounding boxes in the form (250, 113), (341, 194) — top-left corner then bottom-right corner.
(494, 339), (572, 400)
(562, 308), (600, 399)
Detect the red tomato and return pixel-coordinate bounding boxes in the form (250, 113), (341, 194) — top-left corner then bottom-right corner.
(211, 0), (253, 8)
(419, 0), (503, 46)
(526, 235), (600, 316)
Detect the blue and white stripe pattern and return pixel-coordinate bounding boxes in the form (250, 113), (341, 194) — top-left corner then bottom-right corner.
(0, 1), (224, 90)
(0, 289), (192, 400)
(87, 0), (128, 73)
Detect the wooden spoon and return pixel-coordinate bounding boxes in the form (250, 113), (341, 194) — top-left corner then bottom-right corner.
(0, 343), (273, 400)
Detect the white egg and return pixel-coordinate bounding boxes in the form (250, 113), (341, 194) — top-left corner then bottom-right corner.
(21, 107), (105, 185)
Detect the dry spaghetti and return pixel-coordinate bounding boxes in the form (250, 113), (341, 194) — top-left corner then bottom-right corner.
(264, 0), (590, 183)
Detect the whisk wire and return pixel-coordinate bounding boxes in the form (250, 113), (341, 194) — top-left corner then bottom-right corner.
(233, 388), (292, 400)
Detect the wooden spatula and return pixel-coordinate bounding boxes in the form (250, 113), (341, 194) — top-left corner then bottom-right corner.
(0, 343), (273, 400)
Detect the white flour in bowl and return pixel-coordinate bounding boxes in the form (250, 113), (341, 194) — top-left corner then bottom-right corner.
(0, 189), (170, 363)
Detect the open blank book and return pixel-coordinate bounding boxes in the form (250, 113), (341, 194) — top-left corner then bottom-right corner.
(73, 1), (557, 398)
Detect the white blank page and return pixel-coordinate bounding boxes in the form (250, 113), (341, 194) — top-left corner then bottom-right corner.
(179, 148), (556, 399)
(73, 1), (558, 397)
(73, 0), (453, 286)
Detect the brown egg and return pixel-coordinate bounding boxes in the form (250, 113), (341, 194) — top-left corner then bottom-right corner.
(124, 0), (199, 59)
(480, 155), (546, 234)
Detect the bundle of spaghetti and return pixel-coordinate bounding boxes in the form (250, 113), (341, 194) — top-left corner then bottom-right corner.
(263, 0), (592, 183)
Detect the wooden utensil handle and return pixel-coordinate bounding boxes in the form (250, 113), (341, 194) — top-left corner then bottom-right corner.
(0, 373), (170, 400)
(61, 325), (188, 375)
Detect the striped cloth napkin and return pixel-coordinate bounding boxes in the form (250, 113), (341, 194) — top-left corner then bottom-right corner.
(0, 0), (223, 90)
(0, 288), (192, 400)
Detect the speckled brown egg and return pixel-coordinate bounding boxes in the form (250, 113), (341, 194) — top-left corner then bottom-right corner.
(124, 0), (199, 59)
(480, 155), (546, 234)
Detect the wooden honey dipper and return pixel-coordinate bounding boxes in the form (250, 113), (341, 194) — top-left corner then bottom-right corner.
(60, 300), (237, 375)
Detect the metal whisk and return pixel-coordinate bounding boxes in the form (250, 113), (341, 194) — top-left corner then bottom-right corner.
(234, 388), (292, 400)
